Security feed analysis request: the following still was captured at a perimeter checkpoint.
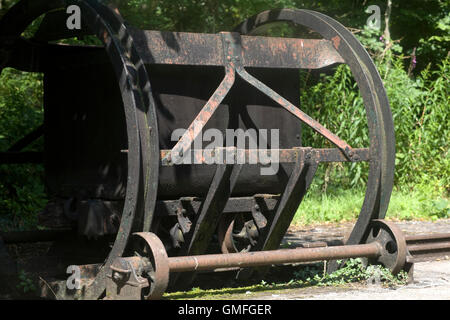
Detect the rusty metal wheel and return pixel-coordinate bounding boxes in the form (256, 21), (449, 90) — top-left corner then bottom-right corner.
(365, 219), (407, 274)
(132, 232), (170, 300)
(235, 9), (396, 267)
(218, 213), (259, 254)
(0, 0), (159, 299)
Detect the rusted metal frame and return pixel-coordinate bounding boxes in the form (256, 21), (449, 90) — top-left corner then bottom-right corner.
(180, 162), (243, 256)
(236, 66), (356, 161)
(161, 29), (345, 166)
(160, 147), (369, 166)
(130, 29), (344, 69)
(217, 32), (356, 161)
(155, 196), (279, 217)
(111, 221), (406, 299)
(161, 65), (236, 166)
(260, 153), (319, 252)
(173, 162), (243, 287)
(31, 12), (345, 70)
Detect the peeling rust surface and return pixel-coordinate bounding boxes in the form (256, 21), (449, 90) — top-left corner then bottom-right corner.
(331, 35), (341, 50)
(160, 148), (370, 166)
(130, 29), (343, 69)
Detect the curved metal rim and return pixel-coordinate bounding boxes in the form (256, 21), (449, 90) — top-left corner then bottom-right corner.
(133, 232), (170, 300)
(217, 215), (237, 254)
(368, 219), (407, 274)
(234, 9), (395, 246)
(0, 0), (159, 299)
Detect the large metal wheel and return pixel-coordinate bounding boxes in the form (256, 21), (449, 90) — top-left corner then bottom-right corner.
(0, 0), (159, 299)
(231, 9), (395, 255)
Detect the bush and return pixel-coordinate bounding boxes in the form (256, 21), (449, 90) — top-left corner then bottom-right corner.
(0, 68), (46, 231)
(299, 52), (449, 195)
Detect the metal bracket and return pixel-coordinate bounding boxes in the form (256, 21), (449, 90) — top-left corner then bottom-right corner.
(251, 197), (268, 231)
(106, 257), (149, 300)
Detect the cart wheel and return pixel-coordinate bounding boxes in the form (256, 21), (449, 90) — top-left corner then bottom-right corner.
(234, 9), (395, 271)
(0, 0), (159, 299)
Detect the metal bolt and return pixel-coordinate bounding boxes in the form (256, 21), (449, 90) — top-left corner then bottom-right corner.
(113, 272), (123, 281)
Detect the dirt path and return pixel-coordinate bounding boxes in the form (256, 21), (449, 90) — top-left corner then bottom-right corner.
(244, 259), (450, 300)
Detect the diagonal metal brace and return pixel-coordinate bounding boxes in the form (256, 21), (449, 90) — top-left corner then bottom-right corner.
(224, 32), (356, 161)
(161, 34), (238, 166)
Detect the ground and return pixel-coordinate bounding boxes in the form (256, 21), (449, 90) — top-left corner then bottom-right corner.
(168, 218), (450, 300)
(2, 218), (449, 300)
(244, 259), (450, 300)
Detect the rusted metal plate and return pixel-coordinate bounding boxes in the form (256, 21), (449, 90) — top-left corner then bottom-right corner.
(406, 233), (450, 263)
(130, 29), (223, 67)
(154, 196), (279, 217)
(11, 31), (343, 71)
(241, 36), (344, 69)
(130, 29), (344, 69)
(160, 148), (370, 166)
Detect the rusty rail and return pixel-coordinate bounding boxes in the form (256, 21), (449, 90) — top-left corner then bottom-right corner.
(406, 233), (450, 263)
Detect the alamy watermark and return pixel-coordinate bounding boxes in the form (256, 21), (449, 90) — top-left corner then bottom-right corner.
(170, 121), (280, 176)
(366, 5), (381, 30)
(66, 5), (81, 30)
(66, 265), (81, 290)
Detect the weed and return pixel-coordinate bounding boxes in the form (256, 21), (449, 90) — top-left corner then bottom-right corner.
(16, 270), (36, 294)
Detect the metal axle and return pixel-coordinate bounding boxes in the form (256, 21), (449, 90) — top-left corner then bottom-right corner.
(167, 242), (381, 272)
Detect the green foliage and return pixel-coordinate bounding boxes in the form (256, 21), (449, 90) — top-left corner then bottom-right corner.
(293, 259), (408, 287)
(430, 198), (450, 220)
(165, 259), (408, 299)
(299, 52), (449, 194)
(0, 68), (46, 231)
(293, 186), (448, 225)
(16, 270), (36, 294)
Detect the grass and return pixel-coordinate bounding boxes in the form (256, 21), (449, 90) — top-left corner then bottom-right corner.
(292, 184), (449, 226)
